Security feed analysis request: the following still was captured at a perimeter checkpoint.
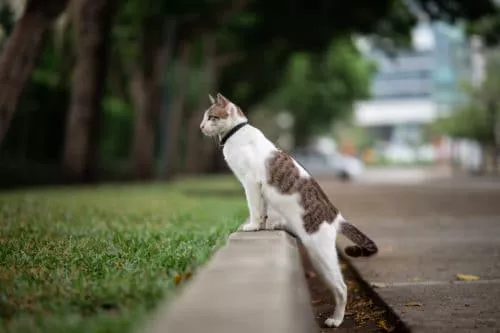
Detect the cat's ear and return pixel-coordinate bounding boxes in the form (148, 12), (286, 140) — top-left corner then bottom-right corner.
(216, 93), (230, 108)
(208, 94), (215, 104)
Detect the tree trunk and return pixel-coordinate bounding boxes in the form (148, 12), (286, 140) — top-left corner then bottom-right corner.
(130, 70), (157, 180)
(62, 0), (115, 182)
(492, 105), (499, 175)
(486, 100), (499, 175)
(130, 24), (169, 180)
(184, 107), (205, 174)
(163, 41), (191, 179)
(184, 37), (220, 174)
(0, 0), (69, 146)
(199, 35), (224, 174)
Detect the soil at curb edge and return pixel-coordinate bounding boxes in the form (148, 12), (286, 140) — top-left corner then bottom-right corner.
(298, 244), (408, 333)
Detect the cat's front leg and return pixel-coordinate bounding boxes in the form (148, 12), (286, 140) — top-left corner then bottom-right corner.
(241, 181), (265, 232)
(259, 195), (269, 229)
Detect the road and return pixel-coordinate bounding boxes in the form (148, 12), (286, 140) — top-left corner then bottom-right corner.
(320, 168), (500, 332)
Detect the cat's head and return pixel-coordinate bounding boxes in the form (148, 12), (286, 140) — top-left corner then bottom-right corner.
(200, 93), (247, 137)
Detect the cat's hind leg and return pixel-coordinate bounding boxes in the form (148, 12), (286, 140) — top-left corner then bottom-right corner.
(305, 226), (347, 328)
(264, 206), (286, 230)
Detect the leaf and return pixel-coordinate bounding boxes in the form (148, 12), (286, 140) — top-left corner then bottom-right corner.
(456, 273), (480, 281)
(173, 273), (183, 285)
(371, 282), (388, 289)
(377, 319), (393, 332)
(404, 301), (423, 307)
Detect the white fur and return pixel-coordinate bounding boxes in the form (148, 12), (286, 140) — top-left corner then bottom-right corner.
(200, 95), (347, 327)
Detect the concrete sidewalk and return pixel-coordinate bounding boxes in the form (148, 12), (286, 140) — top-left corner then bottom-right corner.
(323, 177), (500, 332)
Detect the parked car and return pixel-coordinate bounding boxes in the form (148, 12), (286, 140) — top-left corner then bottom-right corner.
(290, 149), (365, 181)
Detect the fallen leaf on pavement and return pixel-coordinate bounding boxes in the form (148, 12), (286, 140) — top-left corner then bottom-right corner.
(404, 301), (423, 307)
(377, 319), (393, 332)
(371, 282), (388, 289)
(456, 273), (480, 281)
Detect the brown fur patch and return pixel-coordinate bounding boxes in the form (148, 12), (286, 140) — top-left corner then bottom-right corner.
(209, 105), (229, 119)
(266, 151), (339, 233)
(340, 222), (378, 257)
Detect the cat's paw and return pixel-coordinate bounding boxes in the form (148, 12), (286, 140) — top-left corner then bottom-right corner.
(241, 222), (260, 232)
(324, 317), (343, 328)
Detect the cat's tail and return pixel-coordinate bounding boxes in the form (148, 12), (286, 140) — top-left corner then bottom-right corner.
(338, 219), (378, 257)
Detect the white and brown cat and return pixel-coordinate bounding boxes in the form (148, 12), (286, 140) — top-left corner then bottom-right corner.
(200, 93), (378, 328)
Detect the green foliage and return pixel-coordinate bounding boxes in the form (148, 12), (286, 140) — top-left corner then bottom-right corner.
(467, 13), (500, 46)
(415, 0), (497, 21)
(3, 0), (499, 182)
(101, 97), (134, 162)
(434, 104), (493, 143)
(267, 39), (376, 145)
(433, 50), (500, 143)
(0, 176), (245, 333)
(217, 0), (415, 109)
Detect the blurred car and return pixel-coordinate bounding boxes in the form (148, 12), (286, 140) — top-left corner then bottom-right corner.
(290, 149), (364, 181)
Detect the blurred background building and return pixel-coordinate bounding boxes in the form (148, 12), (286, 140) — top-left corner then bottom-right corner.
(353, 18), (484, 169)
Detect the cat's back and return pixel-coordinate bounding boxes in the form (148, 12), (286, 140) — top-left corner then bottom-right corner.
(265, 150), (311, 193)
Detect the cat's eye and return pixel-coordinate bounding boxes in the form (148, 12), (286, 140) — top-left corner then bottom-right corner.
(208, 115), (219, 121)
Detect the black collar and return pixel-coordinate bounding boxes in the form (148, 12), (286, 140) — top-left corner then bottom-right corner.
(219, 121), (248, 148)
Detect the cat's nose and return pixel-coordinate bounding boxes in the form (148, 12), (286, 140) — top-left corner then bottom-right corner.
(200, 124), (204, 130)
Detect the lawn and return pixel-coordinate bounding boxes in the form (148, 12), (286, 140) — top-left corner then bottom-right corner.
(0, 175), (247, 333)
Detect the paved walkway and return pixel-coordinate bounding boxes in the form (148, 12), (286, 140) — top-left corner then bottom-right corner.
(322, 171), (500, 332)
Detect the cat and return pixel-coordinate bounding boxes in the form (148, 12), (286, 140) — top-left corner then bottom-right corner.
(200, 93), (378, 327)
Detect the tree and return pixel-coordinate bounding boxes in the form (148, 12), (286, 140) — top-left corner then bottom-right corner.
(0, 4), (15, 48)
(216, 0), (500, 111)
(62, 0), (116, 182)
(161, 41), (192, 179)
(414, 0), (496, 21)
(182, 36), (215, 174)
(128, 19), (171, 180)
(111, 0), (499, 179)
(112, 0), (251, 180)
(0, 0), (69, 146)
(434, 50), (500, 173)
(265, 39), (375, 146)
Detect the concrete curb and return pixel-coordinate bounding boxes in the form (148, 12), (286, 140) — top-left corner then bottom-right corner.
(143, 231), (317, 333)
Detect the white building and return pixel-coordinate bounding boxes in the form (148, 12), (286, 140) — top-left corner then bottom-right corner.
(354, 19), (483, 165)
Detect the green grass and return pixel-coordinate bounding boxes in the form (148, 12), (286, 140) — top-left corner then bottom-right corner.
(0, 176), (247, 333)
